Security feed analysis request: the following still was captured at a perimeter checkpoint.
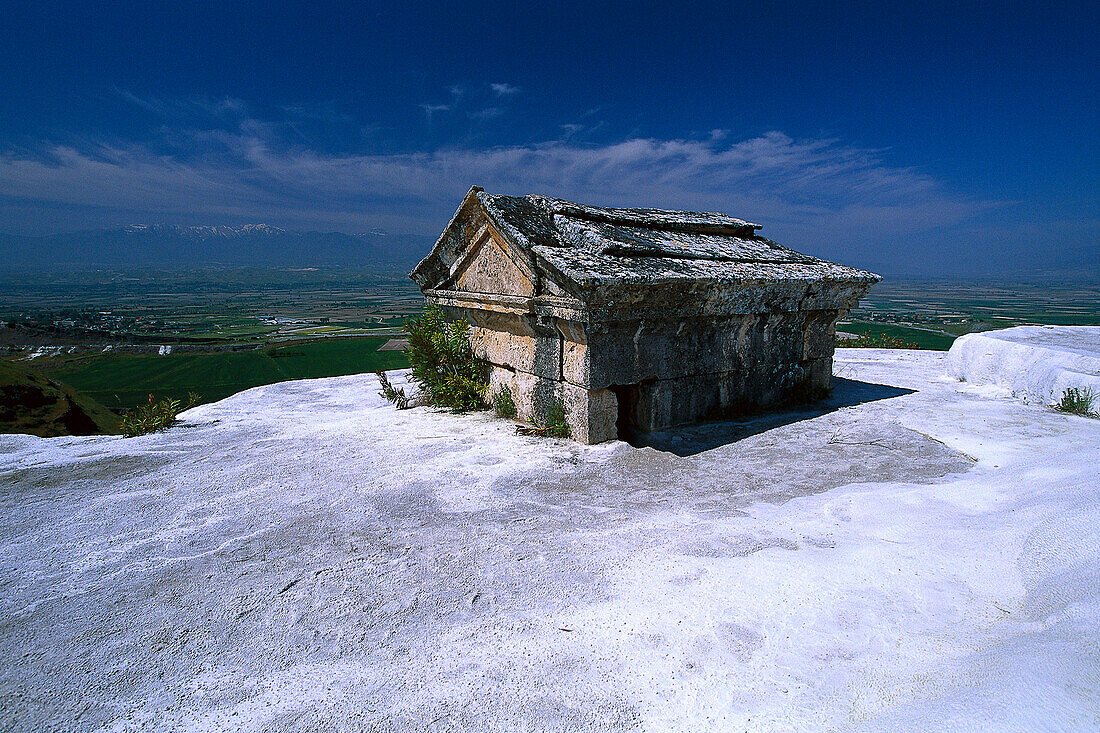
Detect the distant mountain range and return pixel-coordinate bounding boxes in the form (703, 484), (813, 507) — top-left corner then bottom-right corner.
(0, 224), (435, 271)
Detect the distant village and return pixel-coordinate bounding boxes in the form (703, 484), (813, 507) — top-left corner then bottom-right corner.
(3, 310), (169, 341)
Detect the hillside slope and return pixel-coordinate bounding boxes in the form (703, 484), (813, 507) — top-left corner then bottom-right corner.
(0, 359), (120, 437)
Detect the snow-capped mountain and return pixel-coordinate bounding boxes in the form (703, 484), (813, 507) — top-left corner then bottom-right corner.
(121, 223), (289, 239)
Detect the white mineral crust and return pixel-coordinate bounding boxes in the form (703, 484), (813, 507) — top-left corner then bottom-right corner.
(946, 325), (1100, 405)
(1, 338), (1098, 731)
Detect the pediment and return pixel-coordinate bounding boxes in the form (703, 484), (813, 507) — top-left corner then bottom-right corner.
(442, 227), (536, 298)
(410, 186), (583, 302)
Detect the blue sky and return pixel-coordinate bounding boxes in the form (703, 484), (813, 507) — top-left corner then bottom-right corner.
(1, 0), (1096, 276)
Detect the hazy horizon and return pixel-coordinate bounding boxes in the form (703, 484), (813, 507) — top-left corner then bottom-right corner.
(2, 219), (1096, 282)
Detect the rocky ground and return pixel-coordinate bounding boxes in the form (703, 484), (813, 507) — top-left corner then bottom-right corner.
(1, 346), (1098, 731)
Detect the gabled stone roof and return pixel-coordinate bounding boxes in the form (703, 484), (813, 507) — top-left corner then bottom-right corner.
(413, 187), (879, 291)
(411, 187), (880, 319)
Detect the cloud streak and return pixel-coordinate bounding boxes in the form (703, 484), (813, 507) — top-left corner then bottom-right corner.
(0, 103), (994, 269)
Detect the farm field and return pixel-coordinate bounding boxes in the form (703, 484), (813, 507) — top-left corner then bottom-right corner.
(834, 322), (957, 350)
(48, 337), (409, 411)
(0, 267), (425, 346)
(838, 277), (1100, 350)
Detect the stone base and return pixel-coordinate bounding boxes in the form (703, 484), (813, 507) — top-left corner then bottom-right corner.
(616, 361), (832, 435)
(453, 305), (843, 444)
(488, 366), (617, 443)
(488, 356), (832, 444)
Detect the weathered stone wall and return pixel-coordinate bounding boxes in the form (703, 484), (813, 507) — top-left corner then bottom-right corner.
(450, 304), (845, 444)
(577, 311), (836, 389)
(581, 311), (839, 435)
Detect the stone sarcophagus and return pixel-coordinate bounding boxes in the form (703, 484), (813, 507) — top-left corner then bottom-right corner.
(410, 187), (880, 443)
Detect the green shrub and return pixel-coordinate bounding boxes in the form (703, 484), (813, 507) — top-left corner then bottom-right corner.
(516, 397), (570, 438)
(376, 370), (410, 409)
(1054, 387), (1097, 417)
(121, 392), (198, 437)
(404, 306), (488, 411)
(491, 385), (517, 419)
(544, 399), (570, 438)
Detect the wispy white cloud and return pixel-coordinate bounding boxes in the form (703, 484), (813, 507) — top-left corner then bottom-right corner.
(470, 107), (505, 121)
(114, 88), (250, 120)
(420, 83), (519, 127)
(0, 105), (996, 269)
(419, 103), (451, 116)
(419, 84), (470, 120)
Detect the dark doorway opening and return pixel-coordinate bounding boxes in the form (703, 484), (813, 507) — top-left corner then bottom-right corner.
(610, 384), (640, 444)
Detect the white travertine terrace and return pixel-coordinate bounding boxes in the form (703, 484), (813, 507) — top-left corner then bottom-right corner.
(946, 325), (1100, 405)
(3, 345), (1098, 731)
